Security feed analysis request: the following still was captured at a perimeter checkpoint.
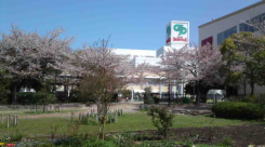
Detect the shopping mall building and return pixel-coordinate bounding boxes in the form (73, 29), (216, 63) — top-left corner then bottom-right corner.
(199, 0), (265, 95)
(113, 20), (190, 100)
(112, 0), (265, 99)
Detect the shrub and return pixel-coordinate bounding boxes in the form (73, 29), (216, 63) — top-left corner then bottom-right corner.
(143, 87), (154, 104)
(153, 95), (160, 104)
(212, 102), (265, 120)
(242, 94), (265, 106)
(182, 97), (191, 104)
(17, 92), (36, 105)
(17, 92), (56, 105)
(147, 106), (174, 137)
(83, 138), (117, 147)
(54, 136), (83, 146)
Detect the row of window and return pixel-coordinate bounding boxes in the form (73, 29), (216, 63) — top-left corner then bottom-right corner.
(202, 12), (265, 46)
(217, 26), (237, 45)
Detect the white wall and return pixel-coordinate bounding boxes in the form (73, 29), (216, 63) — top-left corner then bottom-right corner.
(113, 48), (161, 66)
(113, 48), (156, 57)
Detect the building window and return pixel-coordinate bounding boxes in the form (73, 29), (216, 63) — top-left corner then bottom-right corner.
(201, 36), (213, 47)
(240, 13), (265, 33)
(250, 12), (265, 24)
(217, 26), (237, 45)
(239, 23), (255, 32)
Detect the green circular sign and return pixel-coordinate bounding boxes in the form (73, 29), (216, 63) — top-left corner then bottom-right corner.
(173, 24), (187, 36)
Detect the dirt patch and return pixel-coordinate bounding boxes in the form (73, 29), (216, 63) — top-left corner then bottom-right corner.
(129, 124), (265, 146)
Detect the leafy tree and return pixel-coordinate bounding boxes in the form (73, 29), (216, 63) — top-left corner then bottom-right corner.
(220, 32), (265, 95)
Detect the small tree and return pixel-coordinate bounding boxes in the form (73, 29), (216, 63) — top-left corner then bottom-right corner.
(147, 106), (174, 138)
(143, 87), (154, 104)
(78, 39), (125, 140)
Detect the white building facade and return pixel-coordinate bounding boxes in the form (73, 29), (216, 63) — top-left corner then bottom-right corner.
(113, 20), (191, 99)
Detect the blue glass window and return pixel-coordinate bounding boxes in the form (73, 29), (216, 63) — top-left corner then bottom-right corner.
(250, 13), (265, 24)
(217, 26), (237, 45)
(239, 23), (256, 32)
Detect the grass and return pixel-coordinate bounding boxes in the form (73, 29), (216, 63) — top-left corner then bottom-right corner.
(0, 112), (258, 138)
(0, 108), (81, 116)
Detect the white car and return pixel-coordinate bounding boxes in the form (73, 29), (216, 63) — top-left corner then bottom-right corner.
(207, 89), (226, 102)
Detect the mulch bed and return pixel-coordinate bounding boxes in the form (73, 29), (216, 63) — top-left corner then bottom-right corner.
(170, 124), (265, 146)
(128, 124), (265, 147)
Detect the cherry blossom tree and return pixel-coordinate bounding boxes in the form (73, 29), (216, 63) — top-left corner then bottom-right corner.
(0, 26), (73, 103)
(161, 44), (223, 103)
(77, 39), (127, 140)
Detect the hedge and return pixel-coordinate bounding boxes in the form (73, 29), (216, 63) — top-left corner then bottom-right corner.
(17, 92), (56, 105)
(212, 102), (265, 120)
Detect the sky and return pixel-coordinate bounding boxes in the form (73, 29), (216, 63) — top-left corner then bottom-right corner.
(0, 0), (261, 50)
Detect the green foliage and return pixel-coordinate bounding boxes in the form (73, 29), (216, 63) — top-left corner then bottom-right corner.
(17, 91), (56, 105)
(0, 130), (23, 142)
(153, 95), (160, 104)
(76, 110), (123, 125)
(182, 97), (191, 104)
(212, 102), (265, 120)
(137, 140), (181, 147)
(219, 137), (233, 147)
(143, 87), (154, 104)
(54, 136), (83, 146)
(0, 114), (18, 128)
(0, 112), (251, 138)
(174, 97), (192, 104)
(83, 138), (117, 147)
(242, 94), (265, 106)
(0, 70), (11, 104)
(147, 106), (174, 137)
(220, 32), (265, 95)
(119, 89), (131, 99)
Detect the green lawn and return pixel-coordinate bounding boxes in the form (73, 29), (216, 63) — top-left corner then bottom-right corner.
(0, 108), (81, 116)
(0, 112), (258, 138)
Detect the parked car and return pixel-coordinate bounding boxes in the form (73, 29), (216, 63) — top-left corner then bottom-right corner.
(207, 89), (226, 104)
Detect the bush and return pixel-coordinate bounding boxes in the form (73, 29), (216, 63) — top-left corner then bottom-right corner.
(143, 87), (155, 104)
(153, 95), (160, 104)
(212, 102), (265, 120)
(174, 98), (192, 104)
(242, 94), (265, 106)
(147, 106), (174, 137)
(83, 138), (117, 147)
(17, 92), (56, 105)
(54, 136), (83, 146)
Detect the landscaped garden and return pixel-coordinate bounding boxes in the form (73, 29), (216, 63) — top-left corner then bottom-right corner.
(0, 104), (264, 147)
(0, 19), (265, 147)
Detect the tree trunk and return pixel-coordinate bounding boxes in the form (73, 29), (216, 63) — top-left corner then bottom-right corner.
(11, 85), (17, 105)
(168, 80), (171, 106)
(42, 105), (46, 113)
(243, 79), (247, 96)
(98, 102), (108, 140)
(250, 79), (255, 96)
(195, 81), (200, 105)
